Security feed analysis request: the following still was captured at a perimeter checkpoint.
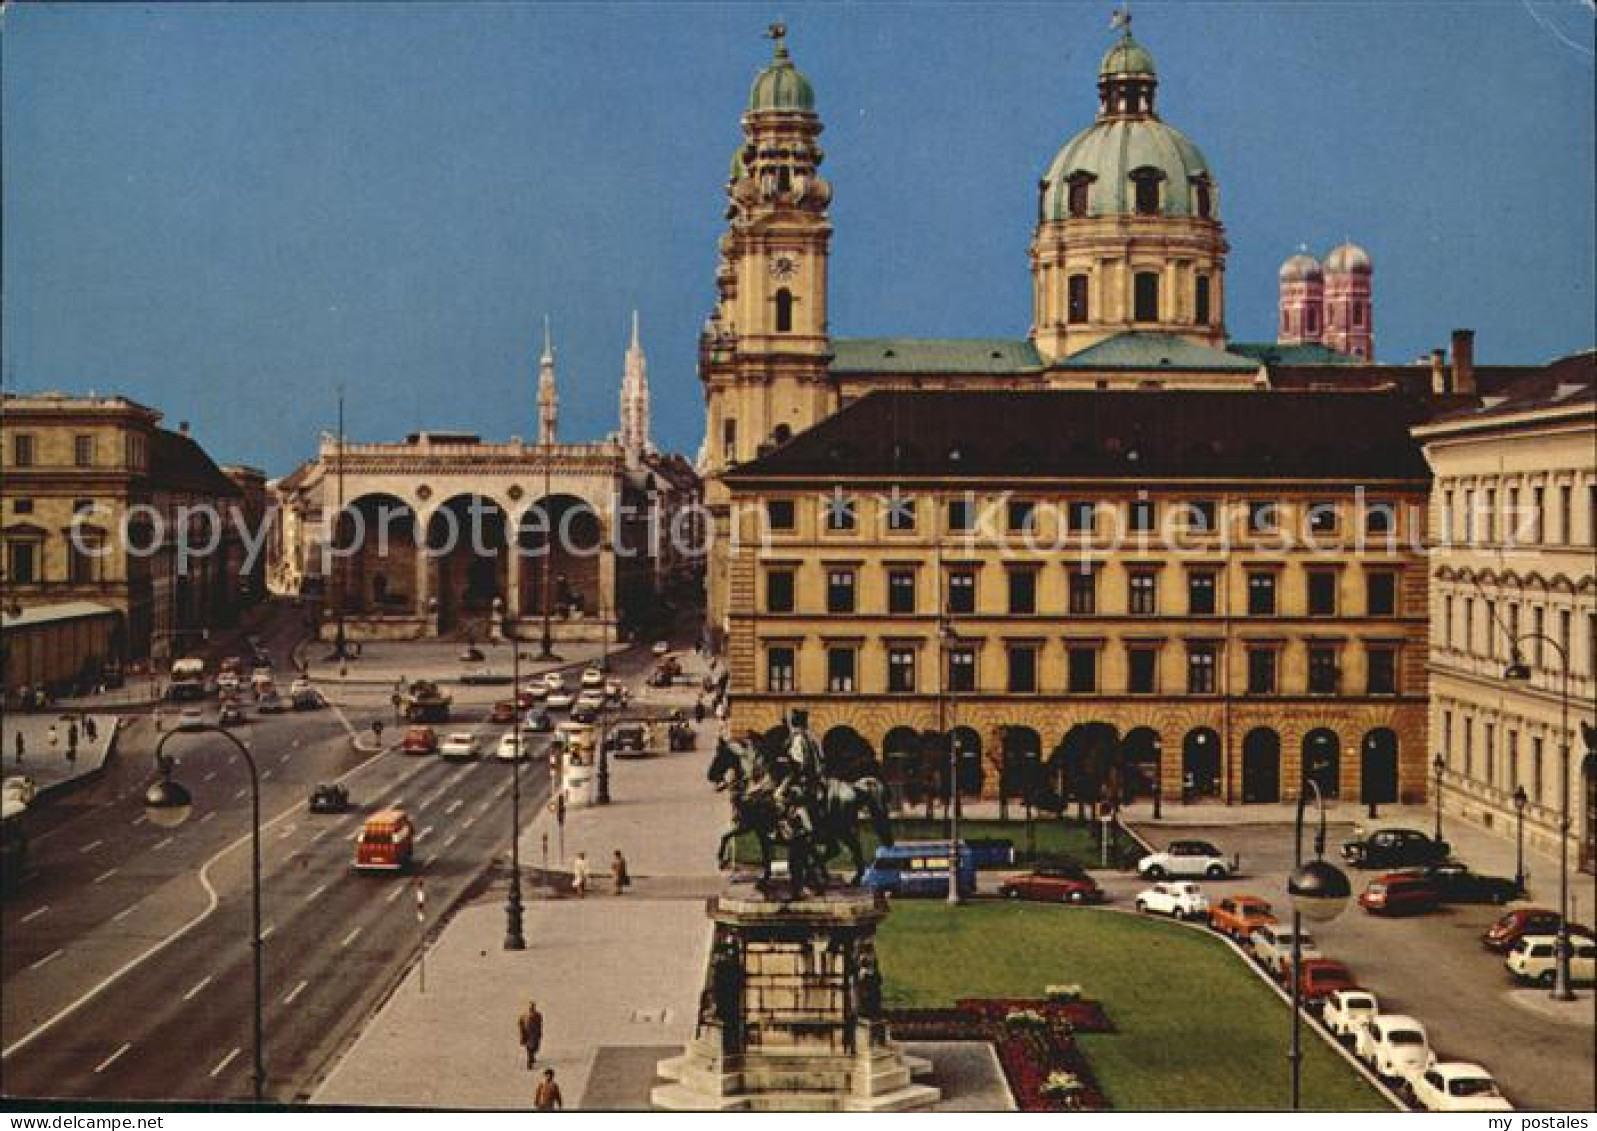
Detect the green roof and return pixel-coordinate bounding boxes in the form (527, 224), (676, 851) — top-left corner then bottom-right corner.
(1101, 32), (1157, 77)
(748, 37), (814, 113)
(1041, 117), (1214, 220)
(830, 338), (1043, 376)
(1230, 341), (1361, 366)
(1058, 332), (1260, 372)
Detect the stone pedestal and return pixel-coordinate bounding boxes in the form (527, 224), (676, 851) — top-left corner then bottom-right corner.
(652, 890), (940, 1112)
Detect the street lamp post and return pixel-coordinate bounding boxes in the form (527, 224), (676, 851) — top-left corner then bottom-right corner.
(143, 724), (266, 1102)
(1504, 633), (1574, 1001)
(1152, 738), (1163, 821)
(505, 609), (526, 951)
(947, 734), (962, 907)
(1512, 784), (1529, 894)
(1287, 778), (1352, 1111)
(1432, 752), (1446, 843)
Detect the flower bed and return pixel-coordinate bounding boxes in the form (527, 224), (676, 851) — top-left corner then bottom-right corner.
(884, 997), (1112, 1111)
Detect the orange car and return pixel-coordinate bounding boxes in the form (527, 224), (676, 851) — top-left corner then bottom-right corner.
(354, 809), (414, 872)
(1209, 894), (1277, 940)
(401, 725), (438, 755)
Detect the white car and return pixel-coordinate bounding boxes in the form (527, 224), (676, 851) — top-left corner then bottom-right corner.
(1321, 988), (1380, 1042)
(1355, 1014), (1431, 1082)
(495, 731), (533, 761)
(217, 672), (241, 694)
(178, 706), (206, 728)
(546, 689), (576, 710)
(580, 667), (604, 689)
(439, 732), (480, 760)
(1249, 923), (1322, 975)
(520, 681), (549, 702)
(651, 641), (670, 656)
(289, 677), (313, 697)
(605, 679), (625, 701)
(1134, 882), (1209, 919)
(1136, 839), (1234, 881)
(1505, 934), (1597, 986)
(1410, 1062), (1513, 1113)
(542, 671), (567, 690)
(575, 690), (605, 712)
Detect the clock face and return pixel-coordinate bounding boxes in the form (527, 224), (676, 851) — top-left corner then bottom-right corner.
(768, 254), (798, 281)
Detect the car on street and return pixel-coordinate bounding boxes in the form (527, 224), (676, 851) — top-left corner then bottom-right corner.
(292, 688), (326, 711)
(516, 685), (546, 710)
(523, 709), (553, 733)
(1410, 1063), (1514, 1113)
(1504, 934), (1597, 986)
(543, 671), (567, 690)
(401, 725), (439, 755)
(489, 701), (517, 725)
(1137, 840), (1234, 881)
(1322, 988), (1380, 1043)
(1209, 894), (1277, 940)
(251, 665), (274, 689)
(1481, 907), (1594, 952)
(439, 732), (480, 760)
(218, 700), (247, 727)
(1279, 958), (1359, 1007)
(605, 679), (625, 701)
(571, 707), (599, 725)
(610, 723), (647, 756)
(546, 689), (576, 710)
(576, 689), (605, 710)
(1355, 1014), (1432, 1083)
(257, 690), (285, 714)
(1134, 881), (1209, 919)
(307, 783), (350, 814)
(1340, 827), (1450, 870)
(1400, 862), (1523, 905)
(997, 864), (1105, 905)
(289, 677), (313, 697)
(1358, 872), (1443, 916)
(651, 640), (670, 656)
(353, 808), (414, 872)
(495, 731), (534, 761)
(1249, 923), (1322, 976)
(581, 667), (604, 689)
(178, 706), (206, 728)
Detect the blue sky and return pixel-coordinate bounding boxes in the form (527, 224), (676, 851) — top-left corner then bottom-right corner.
(3, 1), (1592, 476)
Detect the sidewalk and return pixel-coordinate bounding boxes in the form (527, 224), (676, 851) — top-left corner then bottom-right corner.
(302, 639), (615, 688)
(0, 710), (122, 801)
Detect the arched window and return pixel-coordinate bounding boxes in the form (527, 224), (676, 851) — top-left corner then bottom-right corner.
(1306, 306), (1319, 334)
(1067, 274), (1090, 323)
(1131, 169), (1162, 216)
(1067, 174), (1092, 218)
(1133, 272), (1160, 322)
(775, 288), (794, 333)
(1192, 177), (1213, 219)
(1195, 275), (1212, 326)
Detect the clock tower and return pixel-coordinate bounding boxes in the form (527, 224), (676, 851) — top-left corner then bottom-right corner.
(701, 24), (835, 647)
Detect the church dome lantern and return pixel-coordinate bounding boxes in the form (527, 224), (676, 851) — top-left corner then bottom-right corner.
(748, 25), (815, 113)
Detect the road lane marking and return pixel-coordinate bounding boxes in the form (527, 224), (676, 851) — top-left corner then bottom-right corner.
(444, 833), (459, 848)
(495, 783), (510, 798)
(210, 1047), (241, 1078)
(283, 980), (309, 1005)
(200, 811), (217, 824)
(277, 825), (297, 840)
(261, 769), (273, 780)
(80, 840), (104, 854)
(93, 868), (119, 885)
(305, 883), (329, 903)
(28, 949), (64, 971)
(445, 799), (464, 815)
(112, 904), (139, 923)
(153, 836), (174, 851)
(463, 815), (477, 830)
(477, 800), (493, 815)
(341, 926), (362, 948)
(278, 754), (290, 765)
(385, 886), (405, 904)
(183, 976), (213, 1001)
(20, 906), (48, 924)
(131, 815), (147, 827)
(310, 828), (327, 843)
(94, 1043), (131, 1074)
(418, 825), (434, 840)
(203, 771), (217, 783)
(235, 788), (248, 801)
(260, 923), (276, 941)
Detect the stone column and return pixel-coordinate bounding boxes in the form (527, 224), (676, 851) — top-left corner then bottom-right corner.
(506, 536), (523, 628)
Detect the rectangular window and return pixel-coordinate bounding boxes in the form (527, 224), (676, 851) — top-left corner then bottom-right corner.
(824, 495), (857, 531)
(1367, 647), (1397, 695)
(1007, 569), (1037, 615)
(12, 433), (35, 467)
(1442, 595), (1454, 650)
(947, 569), (977, 615)
(826, 568), (856, 614)
(765, 499), (795, 530)
(1366, 570), (1397, 617)
(1247, 572), (1276, 616)
(1307, 570), (1337, 616)
(722, 419), (737, 463)
(1308, 645), (1339, 694)
(1068, 568), (1096, 615)
(1195, 274), (1211, 325)
(1484, 722), (1496, 787)
(1247, 649), (1277, 695)
(766, 569), (795, 613)
(1067, 501), (1096, 533)
(1129, 571), (1157, 615)
(1006, 499), (1036, 532)
(1127, 647), (1157, 694)
(766, 647), (796, 692)
(1186, 644), (1217, 694)
(947, 497), (974, 533)
(1186, 500), (1217, 532)
(1188, 571), (1217, 615)
(826, 647), (857, 693)
(887, 648), (916, 694)
(1247, 500), (1278, 534)
(887, 569), (916, 615)
(1130, 498), (1155, 533)
(1307, 501), (1338, 535)
(1560, 485), (1574, 544)
(1133, 271), (1160, 322)
(947, 647), (976, 693)
(1066, 646), (1097, 693)
(6, 541), (39, 584)
(68, 538), (102, 584)
(73, 434), (95, 468)
(885, 494), (917, 531)
(1532, 736), (1544, 804)
(1067, 274), (1090, 324)
(11, 498), (33, 515)
(1507, 730), (1520, 792)
(1008, 646), (1039, 694)
(1532, 486), (1545, 543)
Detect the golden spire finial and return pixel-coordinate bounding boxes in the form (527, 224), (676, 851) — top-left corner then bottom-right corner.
(767, 20), (788, 57)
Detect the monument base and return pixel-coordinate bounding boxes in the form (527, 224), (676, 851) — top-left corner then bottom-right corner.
(651, 890), (940, 1112)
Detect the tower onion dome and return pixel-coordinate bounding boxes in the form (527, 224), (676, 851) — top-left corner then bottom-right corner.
(1325, 242), (1373, 275)
(1039, 30), (1218, 221)
(1280, 252), (1324, 282)
(748, 24), (814, 112)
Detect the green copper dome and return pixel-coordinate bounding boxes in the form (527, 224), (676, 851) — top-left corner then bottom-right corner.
(1041, 118), (1215, 220)
(1100, 32), (1156, 77)
(748, 28), (815, 112)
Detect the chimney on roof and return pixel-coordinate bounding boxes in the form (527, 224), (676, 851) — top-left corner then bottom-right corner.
(1430, 349), (1448, 396)
(1451, 329), (1476, 397)
(178, 420), (190, 435)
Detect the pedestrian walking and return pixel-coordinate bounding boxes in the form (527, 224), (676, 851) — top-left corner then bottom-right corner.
(13, 730), (24, 765)
(153, 707), (164, 733)
(571, 851), (590, 898)
(694, 699), (705, 725)
(533, 1068), (563, 1111)
(47, 723), (58, 748)
(517, 1000), (544, 1069)
(67, 722), (79, 763)
(611, 850), (630, 895)
(84, 716), (98, 742)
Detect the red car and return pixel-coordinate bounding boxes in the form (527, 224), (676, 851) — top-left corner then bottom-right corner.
(1481, 907), (1595, 953)
(1279, 958), (1359, 1007)
(489, 701), (517, 725)
(1358, 873), (1442, 916)
(401, 725), (438, 755)
(997, 866), (1104, 905)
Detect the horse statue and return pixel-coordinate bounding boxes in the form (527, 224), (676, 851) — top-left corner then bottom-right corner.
(708, 730), (894, 900)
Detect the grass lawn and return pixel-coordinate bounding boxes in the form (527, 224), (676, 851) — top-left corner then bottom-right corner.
(877, 901), (1388, 1111)
(735, 816), (1138, 870)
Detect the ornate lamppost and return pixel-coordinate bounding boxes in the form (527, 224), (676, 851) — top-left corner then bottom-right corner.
(1512, 784), (1529, 895)
(1287, 778), (1351, 1110)
(1432, 752), (1446, 843)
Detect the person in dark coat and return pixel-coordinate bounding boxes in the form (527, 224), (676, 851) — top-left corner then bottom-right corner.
(13, 730), (24, 765)
(518, 1000), (544, 1069)
(533, 1068), (563, 1111)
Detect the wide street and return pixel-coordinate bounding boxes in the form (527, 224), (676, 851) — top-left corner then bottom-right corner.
(1112, 819), (1596, 1111)
(0, 604), (668, 1103)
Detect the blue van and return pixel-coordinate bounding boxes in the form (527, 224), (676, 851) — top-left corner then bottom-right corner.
(862, 841), (977, 898)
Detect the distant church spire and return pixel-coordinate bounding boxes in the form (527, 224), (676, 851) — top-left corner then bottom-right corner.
(538, 316), (559, 445)
(619, 310), (651, 464)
